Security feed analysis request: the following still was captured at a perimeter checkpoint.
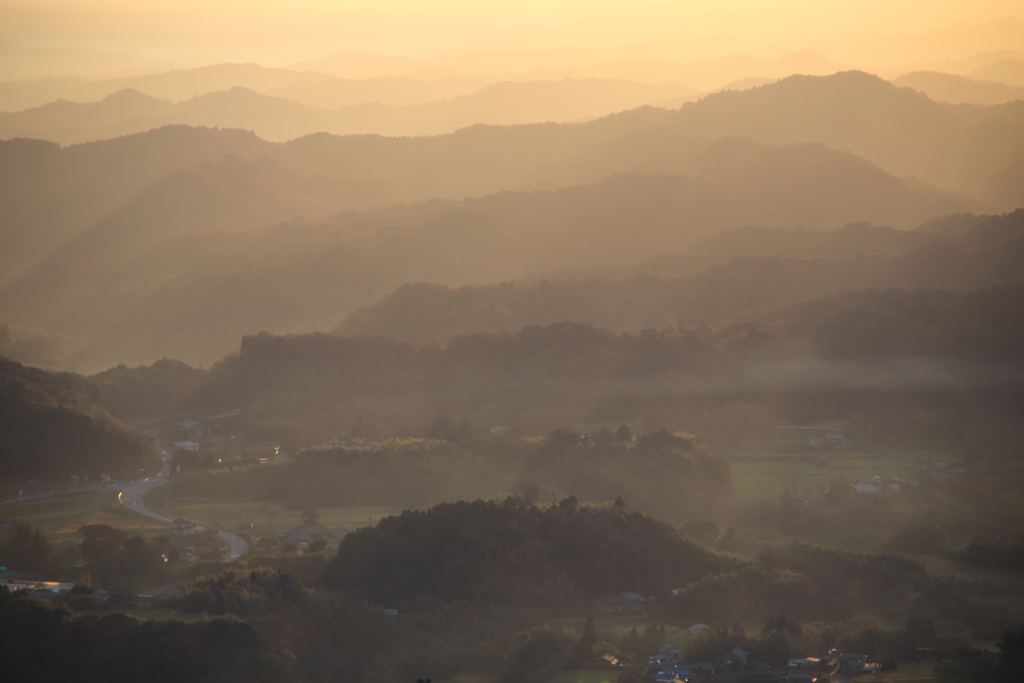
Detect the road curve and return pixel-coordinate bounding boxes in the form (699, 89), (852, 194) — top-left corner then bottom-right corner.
(119, 461), (249, 561)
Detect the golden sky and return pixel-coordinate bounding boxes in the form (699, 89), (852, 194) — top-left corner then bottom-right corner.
(1, 0), (1021, 68)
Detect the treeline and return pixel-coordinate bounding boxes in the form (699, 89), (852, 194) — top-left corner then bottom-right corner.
(321, 497), (744, 608)
(169, 430), (732, 523)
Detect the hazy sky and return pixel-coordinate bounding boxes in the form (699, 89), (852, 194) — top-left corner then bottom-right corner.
(1, 0), (1022, 68)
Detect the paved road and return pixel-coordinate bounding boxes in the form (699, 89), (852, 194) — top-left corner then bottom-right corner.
(119, 452), (249, 561)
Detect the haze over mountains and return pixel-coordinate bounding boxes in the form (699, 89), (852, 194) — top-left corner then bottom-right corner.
(0, 13), (1023, 377)
(2, 67), (1024, 371)
(0, 79), (697, 145)
(4, 10), (1024, 683)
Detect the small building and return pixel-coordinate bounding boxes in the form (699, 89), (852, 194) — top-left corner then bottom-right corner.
(853, 483), (883, 497)
(172, 441), (200, 452)
(689, 622), (709, 632)
(724, 646), (749, 664)
(596, 653), (619, 666)
(788, 672), (817, 681)
(171, 519), (195, 530)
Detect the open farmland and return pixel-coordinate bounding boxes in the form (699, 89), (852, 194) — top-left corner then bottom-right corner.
(0, 490), (169, 541)
(728, 427), (944, 500)
(150, 496), (401, 537)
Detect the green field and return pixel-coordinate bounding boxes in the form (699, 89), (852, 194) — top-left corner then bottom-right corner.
(728, 427), (934, 500)
(151, 497), (401, 536)
(0, 491), (168, 540)
(729, 453), (919, 500)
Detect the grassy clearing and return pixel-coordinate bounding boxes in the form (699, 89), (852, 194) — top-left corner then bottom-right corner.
(154, 498), (401, 536)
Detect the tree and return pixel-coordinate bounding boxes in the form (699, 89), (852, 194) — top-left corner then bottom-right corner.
(301, 509), (321, 528)
(615, 424), (632, 441)
(581, 617), (598, 655)
(77, 524), (129, 566)
(624, 626), (640, 654)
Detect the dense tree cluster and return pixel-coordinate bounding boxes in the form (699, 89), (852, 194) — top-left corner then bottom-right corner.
(76, 524), (178, 590)
(0, 524), (69, 576)
(0, 587), (287, 683)
(321, 497), (743, 608)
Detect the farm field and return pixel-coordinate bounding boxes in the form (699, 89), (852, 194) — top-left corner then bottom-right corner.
(0, 490), (168, 541)
(149, 496), (401, 537)
(728, 427), (940, 500)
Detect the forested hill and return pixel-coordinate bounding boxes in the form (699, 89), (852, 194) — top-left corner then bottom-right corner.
(0, 357), (154, 481)
(338, 212), (1024, 341)
(175, 283), (1024, 455)
(321, 497), (745, 608)
(0, 141), (969, 372)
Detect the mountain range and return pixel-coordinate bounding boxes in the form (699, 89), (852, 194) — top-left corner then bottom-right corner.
(0, 71), (1022, 372)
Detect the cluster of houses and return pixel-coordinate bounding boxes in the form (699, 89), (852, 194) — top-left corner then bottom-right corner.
(851, 475), (903, 497)
(0, 568), (143, 607)
(595, 642), (881, 682)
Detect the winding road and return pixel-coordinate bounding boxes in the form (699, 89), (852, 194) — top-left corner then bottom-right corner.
(119, 451), (249, 561)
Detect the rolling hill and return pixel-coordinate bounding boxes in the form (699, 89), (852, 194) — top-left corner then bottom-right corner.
(0, 142), (975, 370)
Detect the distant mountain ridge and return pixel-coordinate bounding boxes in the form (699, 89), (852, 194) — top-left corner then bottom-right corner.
(0, 78), (696, 145)
(0, 70), (1021, 371)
